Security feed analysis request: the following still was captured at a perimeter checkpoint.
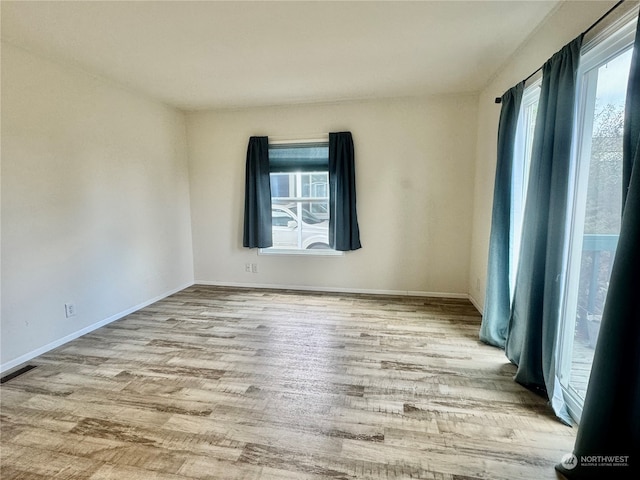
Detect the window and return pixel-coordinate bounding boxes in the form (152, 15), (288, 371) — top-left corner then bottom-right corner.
(557, 17), (636, 422)
(510, 79), (541, 293)
(260, 142), (341, 255)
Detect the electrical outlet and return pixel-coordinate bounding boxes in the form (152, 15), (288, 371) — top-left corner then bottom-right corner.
(251, 263), (258, 273)
(65, 303), (76, 318)
(245, 263), (251, 273)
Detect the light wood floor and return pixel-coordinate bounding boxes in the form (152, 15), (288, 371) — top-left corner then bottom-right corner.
(1, 285), (576, 480)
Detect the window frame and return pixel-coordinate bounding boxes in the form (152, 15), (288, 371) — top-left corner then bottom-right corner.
(258, 138), (343, 257)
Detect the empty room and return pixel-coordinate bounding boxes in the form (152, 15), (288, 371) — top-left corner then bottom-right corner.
(1, 1), (638, 479)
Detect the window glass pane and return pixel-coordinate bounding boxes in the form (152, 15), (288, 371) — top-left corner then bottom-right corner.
(562, 46), (632, 406)
(269, 174), (330, 250)
(511, 81), (540, 293)
(267, 142), (330, 252)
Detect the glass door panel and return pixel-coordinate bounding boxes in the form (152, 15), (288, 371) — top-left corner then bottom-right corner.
(559, 42), (633, 421)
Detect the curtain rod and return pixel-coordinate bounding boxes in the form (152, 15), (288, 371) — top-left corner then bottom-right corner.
(495, 0), (627, 104)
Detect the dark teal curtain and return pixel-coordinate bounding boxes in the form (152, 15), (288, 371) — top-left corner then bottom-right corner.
(480, 82), (524, 348)
(556, 18), (640, 480)
(329, 132), (362, 251)
(505, 36), (583, 425)
(243, 136), (272, 248)
(623, 17), (640, 210)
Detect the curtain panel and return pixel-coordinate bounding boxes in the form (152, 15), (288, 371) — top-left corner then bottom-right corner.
(243, 136), (273, 248)
(556, 17), (640, 479)
(480, 82), (524, 348)
(329, 132), (362, 251)
(505, 36), (583, 425)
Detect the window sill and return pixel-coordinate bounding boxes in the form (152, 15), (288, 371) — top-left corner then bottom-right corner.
(258, 248), (344, 256)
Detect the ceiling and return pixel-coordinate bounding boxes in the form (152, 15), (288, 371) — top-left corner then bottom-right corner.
(1, 0), (568, 111)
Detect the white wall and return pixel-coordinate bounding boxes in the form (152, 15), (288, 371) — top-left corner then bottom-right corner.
(1, 43), (194, 371)
(467, 0), (618, 311)
(187, 96), (478, 296)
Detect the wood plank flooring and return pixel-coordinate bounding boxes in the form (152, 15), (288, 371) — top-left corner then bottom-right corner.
(0, 285), (576, 479)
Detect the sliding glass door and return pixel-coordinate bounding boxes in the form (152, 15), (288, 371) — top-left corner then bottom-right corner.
(558, 22), (636, 422)
(510, 81), (540, 294)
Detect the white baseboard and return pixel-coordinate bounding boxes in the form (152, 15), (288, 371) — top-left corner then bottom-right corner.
(195, 280), (469, 300)
(0, 282), (193, 375)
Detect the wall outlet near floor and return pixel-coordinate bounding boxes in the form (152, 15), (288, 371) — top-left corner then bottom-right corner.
(64, 303), (76, 318)
(251, 263), (258, 273)
(245, 263), (252, 273)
